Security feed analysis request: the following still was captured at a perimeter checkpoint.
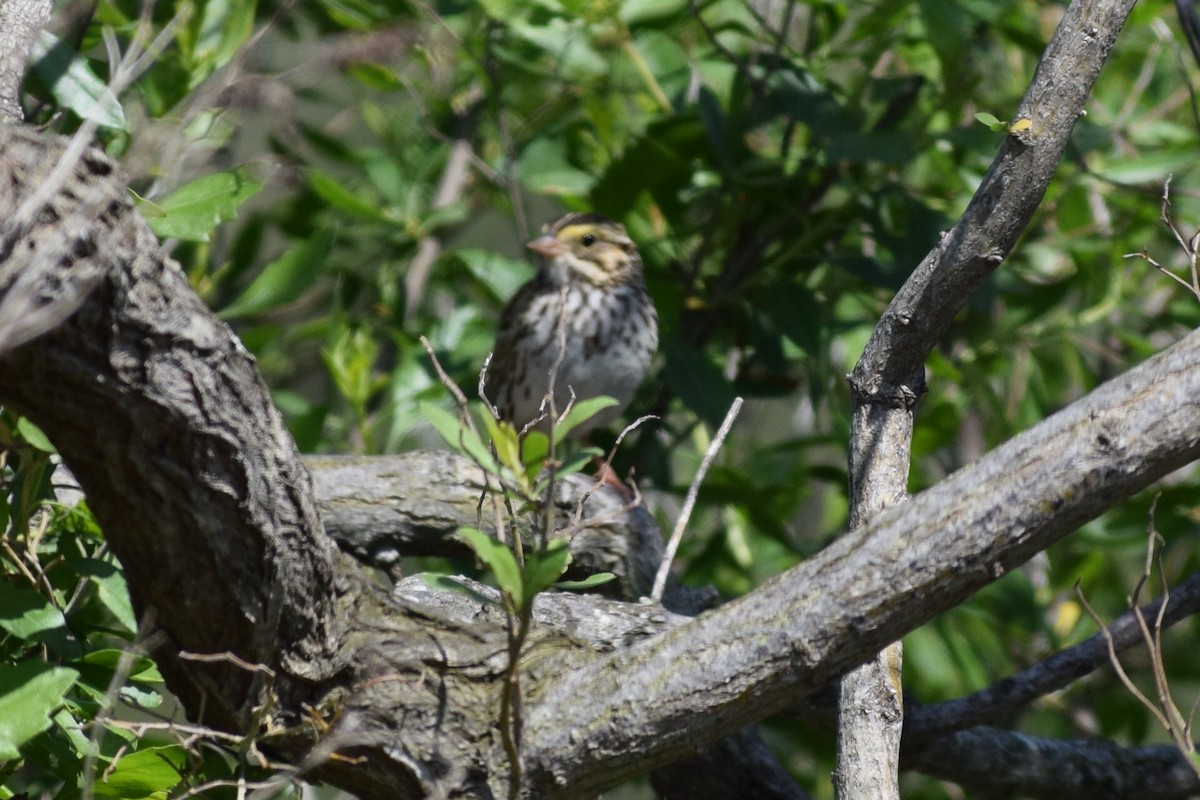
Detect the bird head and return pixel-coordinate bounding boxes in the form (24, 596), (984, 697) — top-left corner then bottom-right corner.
(526, 213), (641, 287)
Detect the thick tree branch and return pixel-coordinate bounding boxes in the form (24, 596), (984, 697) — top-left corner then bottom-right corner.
(305, 452), (714, 614)
(0, 125), (345, 731)
(523, 326), (1200, 794)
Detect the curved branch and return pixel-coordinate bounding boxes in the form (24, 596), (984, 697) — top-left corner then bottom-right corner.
(0, 125), (344, 730)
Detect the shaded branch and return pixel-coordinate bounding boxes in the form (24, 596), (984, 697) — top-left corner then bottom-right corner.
(905, 726), (1200, 800)
(907, 570), (1200, 737)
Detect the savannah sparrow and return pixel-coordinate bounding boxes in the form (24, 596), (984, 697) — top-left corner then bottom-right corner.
(486, 213), (658, 436)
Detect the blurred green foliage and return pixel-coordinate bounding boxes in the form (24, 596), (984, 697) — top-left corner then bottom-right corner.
(7, 0), (1200, 796)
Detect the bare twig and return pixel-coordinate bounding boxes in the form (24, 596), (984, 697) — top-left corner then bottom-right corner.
(1124, 175), (1200, 302)
(651, 397), (743, 603)
(1075, 496), (1200, 779)
(478, 352), (500, 420)
(178, 649), (277, 677)
(568, 414), (658, 528)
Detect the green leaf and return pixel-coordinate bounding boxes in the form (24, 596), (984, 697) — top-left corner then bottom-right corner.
(30, 32), (126, 130)
(420, 404), (500, 474)
(556, 572), (616, 590)
(517, 139), (595, 197)
(974, 111), (1005, 131)
(521, 537), (572, 603)
(455, 249), (535, 305)
(147, 169), (262, 242)
(459, 527), (524, 607)
(15, 416), (55, 453)
(68, 556), (137, 634)
(483, 415), (523, 477)
(305, 169), (391, 222)
(191, 0), (257, 88)
(0, 581), (73, 655)
(90, 745), (186, 798)
(521, 432), (550, 482)
(79, 649), (162, 683)
(621, 0), (688, 24)
(0, 661), (79, 760)
(553, 396), (618, 445)
(218, 228), (335, 319)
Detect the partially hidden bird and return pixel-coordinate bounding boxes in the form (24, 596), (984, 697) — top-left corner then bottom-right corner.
(486, 212), (658, 437)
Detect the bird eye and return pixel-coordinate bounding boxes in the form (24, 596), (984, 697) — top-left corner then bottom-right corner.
(581, 233), (596, 247)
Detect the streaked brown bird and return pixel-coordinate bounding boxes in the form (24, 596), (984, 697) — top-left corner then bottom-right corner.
(486, 213), (658, 437)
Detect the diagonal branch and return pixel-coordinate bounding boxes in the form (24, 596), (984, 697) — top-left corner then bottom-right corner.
(523, 325), (1200, 795)
(906, 570), (1200, 737)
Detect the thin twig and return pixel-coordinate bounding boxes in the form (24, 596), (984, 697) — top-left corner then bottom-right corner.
(478, 352), (500, 420)
(1075, 496), (1200, 779)
(1124, 175), (1200, 302)
(651, 397), (743, 603)
(569, 414), (657, 528)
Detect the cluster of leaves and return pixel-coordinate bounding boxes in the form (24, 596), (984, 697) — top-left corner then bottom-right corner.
(0, 412), (286, 799)
(12, 0), (1200, 796)
(423, 391), (619, 606)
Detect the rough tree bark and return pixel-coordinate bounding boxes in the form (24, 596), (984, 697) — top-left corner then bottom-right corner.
(2, 0), (1200, 796)
(3, 124), (1200, 798)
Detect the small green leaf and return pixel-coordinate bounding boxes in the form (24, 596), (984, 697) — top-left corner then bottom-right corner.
(15, 417), (55, 453)
(30, 32), (126, 130)
(456, 249), (534, 304)
(148, 169), (262, 242)
(421, 404), (500, 474)
(219, 228), (335, 319)
(556, 572), (616, 590)
(974, 111), (1005, 132)
(554, 396), (618, 444)
(621, 0), (688, 24)
(459, 527), (524, 607)
(68, 557), (137, 634)
(483, 415), (523, 476)
(305, 169), (391, 222)
(0, 661), (79, 760)
(521, 537), (572, 603)
(516, 138), (596, 197)
(190, 0), (257, 88)
(79, 649), (162, 682)
(521, 432), (550, 481)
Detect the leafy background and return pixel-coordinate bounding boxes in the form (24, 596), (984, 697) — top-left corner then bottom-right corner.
(4, 0), (1200, 797)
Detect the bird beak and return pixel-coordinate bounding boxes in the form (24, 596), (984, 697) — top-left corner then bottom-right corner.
(527, 234), (569, 258)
